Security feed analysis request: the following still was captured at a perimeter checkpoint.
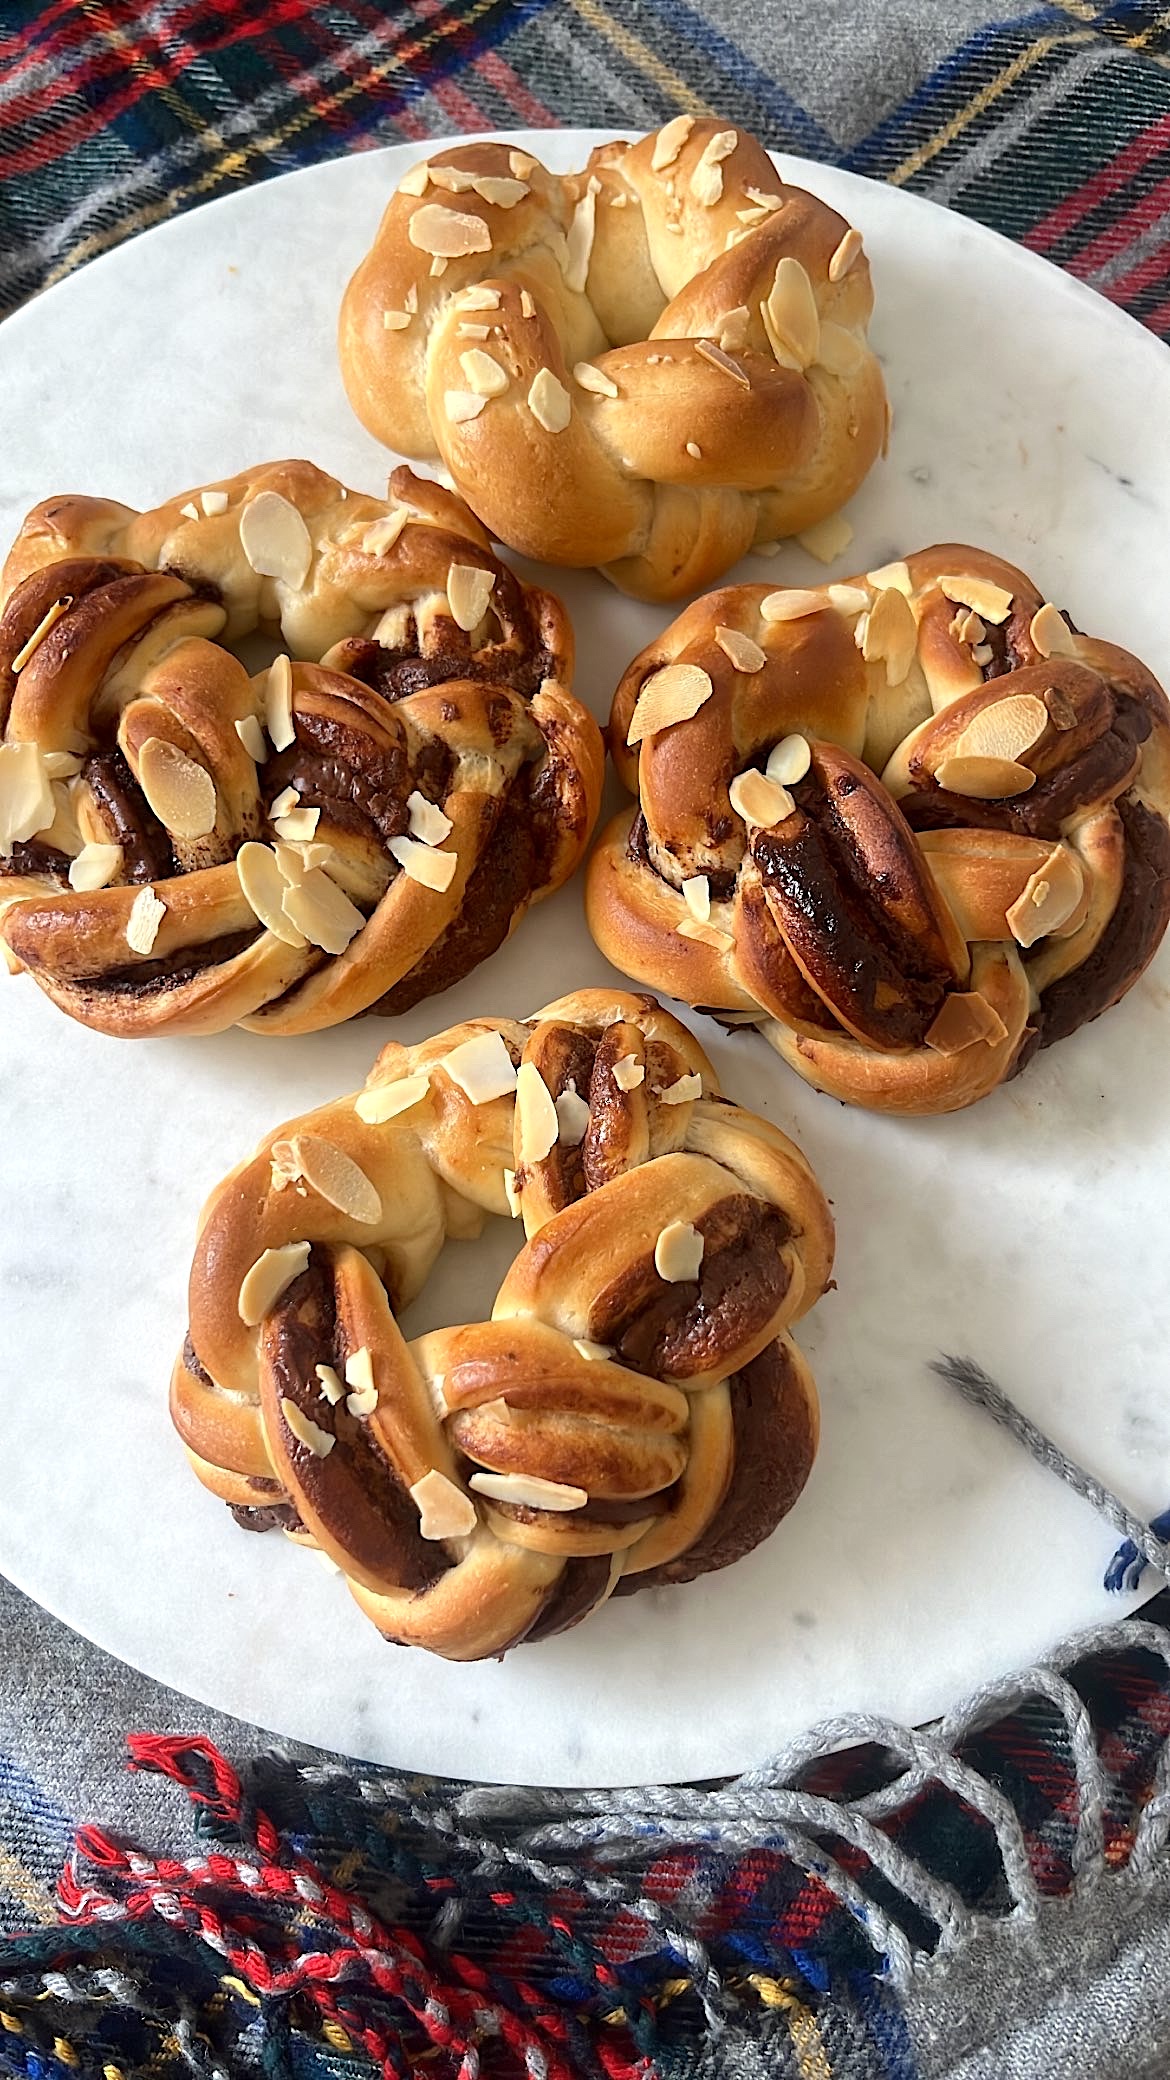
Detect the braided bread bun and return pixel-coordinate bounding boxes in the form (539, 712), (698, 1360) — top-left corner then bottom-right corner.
(0, 460), (602, 1036)
(586, 548), (1170, 1114)
(172, 989), (833, 1660)
(339, 123), (886, 603)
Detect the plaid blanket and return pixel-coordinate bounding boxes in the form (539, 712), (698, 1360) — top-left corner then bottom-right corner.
(4, 3), (1170, 2076)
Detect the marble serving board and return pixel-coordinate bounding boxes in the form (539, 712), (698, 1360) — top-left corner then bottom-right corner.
(1, 133), (1169, 1786)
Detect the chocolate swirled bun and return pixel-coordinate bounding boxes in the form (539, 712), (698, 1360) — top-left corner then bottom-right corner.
(172, 989), (833, 1661)
(585, 548), (1170, 1114)
(338, 121), (886, 602)
(0, 460), (603, 1037)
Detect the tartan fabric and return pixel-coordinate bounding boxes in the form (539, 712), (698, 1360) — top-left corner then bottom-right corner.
(4, 3), (1170, 2076)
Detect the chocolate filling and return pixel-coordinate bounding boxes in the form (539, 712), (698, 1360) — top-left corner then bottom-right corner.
(520, 1556), (616, 1645)
(593, 1195), (793, 1380)
(229, 1500), (303, 1535)
(268, 709), (430, 849)
(1024, 794), (1170, 1056)
(0, 839), (72, 883)
(84, 928), (260, 996)
(84, 747), (176, 882)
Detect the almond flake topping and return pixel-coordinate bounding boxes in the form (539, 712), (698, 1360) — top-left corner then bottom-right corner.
(717, 305), (750, 351)
(573, 361), (618, 397)
(715, 625), (766, 672)
(472, 175), (528, 207)
(11, 596), (72, 672)
(270, 785), (300, 820)
(528, 367), (572, 432)
(137, 737), (217, 838)
(0, 742), (53, 852)
(828, 583), (869, 615)
(766, 734), (812, 786)
(938, 573), (1013, 624)
(291, 1134), (382, 1224)
(828, 227), (864, 281)
(408, 203), (492, 258)
(180, 502), (199, 521)
(406, 790), (453, 846)
(818, 323), (864, 376)
(459, 347), (509, 396)
(686, 440), (703, 459)
(564, 185), (597, 291)
(469, 1471), (588, 1512)
(125, 885), (166, 955)
(411, 1468), (477, 1540)
(280, 1397), (335, 1458)
(316, 1364), (344, 1406)
(447, 561), (496, 631)
(611, 1054), (645, 1091)
(273, 806), (320, 844)
(201, 489), (229, 515)
(68, 841), (122, 891)
(657, 1072), (703, 1105)
(797, 515), (854, 564)
(240, 491), (312, 589)
(399, 161), (430, 196)
(237, 841), (307, 946)
(428, 164), (477, 193)
(510, 150), (535, 177)
(574, 1338), (613, 1361)
(1005, 845), (1085, 947)
(924, 993), (1008, 1055)
(555, 1088), (591, 1146)
(934, 753), (1037, 800)
(676, 917), (734, 950)
(344, 1347), (378, 1417)
(445, 389), (489, 424)
(362, 509), (409, 556)
(690, 127), (737, 206)
(729, 768), (794, 827)
(42, 751), (82, 779)
(953, 692), (1049, 766)
(441, 1029), (517, 1104)
(389, 833), (457, 891)
(516, 1059), (559, 1164)
(654, 1220), (704, 1283)
(265, 654), (295, 751)
(281, 865), (365, 953)
(867, 559), (913, 595)
(759, 588), (825, 623)
(238, 1241), (311, 1325)
(626, 662), (713, 744)
(682, 874), (711, 923)
(383, 308), (412, 330)
(694, 338), (751, 387)
(863, 583), (918, 685)
(356, 1071), (432, 1125)
(651, 114), (694, 171)
(457, 321), (491, 340)
(235, 715), (267, 763)
(744, 184), (783, 210)
(762, 256), (819, 368)
(1030, 602), (1075, 658)
(460, 283), (501, 310)
(520, 288), (536, 318)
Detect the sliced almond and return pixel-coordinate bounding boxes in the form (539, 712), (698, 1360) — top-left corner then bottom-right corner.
(528, 367), (572, 433)
(180, 502), (199, 522)
(743, 184), (782, 211)
(953, 609), (985, 647)
(239, 1241), (311, 1325)
(265, 655), (295, 752)
(934, 754), (1037, 800)
(611, 1054), (645, 1091)
(685, 440), (702, 459)
(42, 751), (82, 779)
(656, 1072), (703, 1105)
(797, 515), (854, 564)
(472, 174), (528, 207)
(759, 589), (825, 623)
(445, 389), (489, 424)
(280, 1398), (335, 1458)
(383, 308), (412, 330)
(510, 150), (535, 177)
(469, 1471), (588, 1512)
(316, 1364), (344, 1406)
(344, 1345), (376, 1403)
(125, 885), (166, 955)
(406, 790), (453, 845)
(828, 227), (863, 281)
(938, 573), (1013, 625)
(428, 164), (477, 193)
(972, 643), (993, 667)
(715, 625), (766, 672)
(763, 256), (819, 369)
(676, 917), (734, 950)
(924, 992), (1009, 1055)
(407, 203), (492, 258)
(457, 321), (491, 340)
(503, 1167), (522, 1218)
(355, 1071), (432, 1124)
(519, 287), (536, 318)
(573, 361), (618, 397)
(694, 338), (751, 388)
(626, 662), (713, 745)
(240, 492), (312, 589)
(137, 737), (217, 838)
(235, 714), (267, 763)
(817, 323), (864, 377)
(0, 741), (54, 851)
(68, 841), (122, 891)
(362, 509), (409, 556)
(1030, 602), (1075, 658)
(273, 839), (333, 885)
(446, 562), (496, 631)
(574, 1337), (613, 1361)
(729, 768), (794, 827)
(273, 807), (320, 844)
(717, 305), (750, 352)
(682, 874), (711, 923)
(564, 185), (597, 291)
(460, 283), (501, 310)
(828, 583), (869, 615)
(290, 1135), (382, 1224)
(269, 785), (300, 819)
(953, 692), (1049, 765)
(411, 1468), (477, 1541)
(766, 734), (812, 786)
(1005, 845), (1085, 947)
(654, 1219), (704, 1283)
(651, 113), (695, 170)
(867, 559), (913, 595)
(553, 1088), (590, 1147)
(516, 1059), (559, 1164)
(201, 489), (229, 516)
(459, 348), (509, 396)
(281, 866), (364, 953)
(238, 841), (308, 946)
(399, 160), (430, 196)
(11, 596), (72, 673)
(441, 1029), (517, 1104)
(689, 127), (737, 207)
(389, 833), (457, 891)
(863, 583), (918, 685)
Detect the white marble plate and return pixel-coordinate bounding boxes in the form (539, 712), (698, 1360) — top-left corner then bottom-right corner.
(2, 132), (1169, 1787)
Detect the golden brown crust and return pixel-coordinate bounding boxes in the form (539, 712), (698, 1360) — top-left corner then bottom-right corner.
(175, 988), (834, 1660)
(0, 461), (603, 1036)
(338, 125), (886, 602)
(585, 546), (1170, 1113)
